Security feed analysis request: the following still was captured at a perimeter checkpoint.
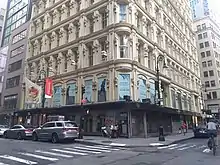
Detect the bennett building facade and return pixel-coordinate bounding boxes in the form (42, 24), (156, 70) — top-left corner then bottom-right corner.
(21, 0), (202, 137)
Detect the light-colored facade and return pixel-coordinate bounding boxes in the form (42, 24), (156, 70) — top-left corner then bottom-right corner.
(194, 16), (220, 115)
(25, 0), (201, 115)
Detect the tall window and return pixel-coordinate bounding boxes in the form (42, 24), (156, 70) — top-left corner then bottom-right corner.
(210, 80), (216, 87)
(204, 41), (209, 47)
(207, 60), (212, 66)
(203, 32), (208, 38)
(89, 18), (93, 33)
(201, 52), (205, 58)
(102, 12), (108, 28)
(119, 4), (127, 22)
(198, 34), (202, 40)
(4, 95), (18, 109)
(119, 35), (128, 58)
(209, 70), (214, 76)
(206, 51), (211, 57)
(212, 92), (217, 99)
(6, 76), (20, 89)
(199, 43), (204, 48)
(203, 71), (208, 77)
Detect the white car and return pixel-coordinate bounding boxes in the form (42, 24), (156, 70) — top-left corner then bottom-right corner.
(0, 125), (8, 136)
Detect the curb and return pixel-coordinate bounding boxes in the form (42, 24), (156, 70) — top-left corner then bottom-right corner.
(75, 136), (195, 148)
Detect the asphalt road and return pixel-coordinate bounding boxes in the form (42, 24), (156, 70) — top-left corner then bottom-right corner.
(0, 137), (219, 165)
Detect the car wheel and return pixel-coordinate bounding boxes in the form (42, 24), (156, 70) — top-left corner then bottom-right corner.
(51, 133), (59, 143)
(32, 132), (38, 141)
(17, 132), (22, 140)
(3, 132), (7, 138)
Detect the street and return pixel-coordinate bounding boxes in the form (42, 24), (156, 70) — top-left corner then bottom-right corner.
(0, 138), (219, 165)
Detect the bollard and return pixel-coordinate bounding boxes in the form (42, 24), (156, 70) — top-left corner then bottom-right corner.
(158, 125), (165, 141)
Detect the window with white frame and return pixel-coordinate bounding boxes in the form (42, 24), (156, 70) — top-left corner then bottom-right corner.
(119, 4), (127, 22)
(119, 35), (128, 58)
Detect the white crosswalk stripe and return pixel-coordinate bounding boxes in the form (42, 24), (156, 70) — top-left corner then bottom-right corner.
(169, 144), (187, 150)
(74, 146), (111, 152)
(0, 145), (125, 165)
(35, 150), (73, 158)
(157, 144), (177, 149)
(19, 152), (59, 161)
(178, 144), (196, 151)
(0, 155), (38, 164)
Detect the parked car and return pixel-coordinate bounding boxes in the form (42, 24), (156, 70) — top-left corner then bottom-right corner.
(4, 125), (34, 140)
(0, 125), (9, 137)
(193, 125), (209, 138)
(32, 121), (79, 143)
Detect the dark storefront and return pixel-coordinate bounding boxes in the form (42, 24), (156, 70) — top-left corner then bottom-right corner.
(7, 101), (201, 138)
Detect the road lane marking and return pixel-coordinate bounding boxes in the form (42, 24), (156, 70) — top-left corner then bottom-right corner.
(149, 143), (164, 146)
(64, 148), (101, 154)
(109, 143), (126, 147)
(82, 145), (120, 151)
(19, 153), (58, 161)
(178, 145), (196, 151)
(0, 155), (37, 164)
(157, 144), (177, 149)
(169, 144), (187, 150)
(51, 149), (88, 155)
(35, 150), (73, 158)
(203, 148), (211, 153)
(74, 146), (111, 152)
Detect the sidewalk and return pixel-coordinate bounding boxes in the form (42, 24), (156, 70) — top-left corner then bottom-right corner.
(76, 132), (194, 148)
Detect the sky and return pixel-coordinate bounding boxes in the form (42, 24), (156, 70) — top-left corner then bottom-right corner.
(0, 0), (7, 9)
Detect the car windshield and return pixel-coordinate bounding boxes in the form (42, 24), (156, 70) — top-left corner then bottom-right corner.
(64, 122), (77, 127)
(0, 125), (7, 128)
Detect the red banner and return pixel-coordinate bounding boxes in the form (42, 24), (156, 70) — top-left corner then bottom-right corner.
(45, 78), (53, 98)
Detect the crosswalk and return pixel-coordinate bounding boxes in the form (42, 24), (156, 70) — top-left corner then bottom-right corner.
(157, 143), (213, 153)
(0, 145), (126, 165)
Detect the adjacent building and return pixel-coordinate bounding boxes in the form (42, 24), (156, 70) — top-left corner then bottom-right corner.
(1, 0), (31, 47)
(194, 17), (220, 118)
(0, 0), (32, 112)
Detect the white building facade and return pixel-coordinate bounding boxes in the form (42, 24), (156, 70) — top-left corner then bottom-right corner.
(194, 16), (220, 116)
(24, 0), (201, 133)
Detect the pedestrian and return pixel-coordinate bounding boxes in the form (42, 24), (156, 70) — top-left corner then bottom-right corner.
(181, 121), (187, 136)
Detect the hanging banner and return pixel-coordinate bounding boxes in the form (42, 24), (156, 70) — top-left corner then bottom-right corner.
(138, 78), (147, 102)
(84, 80), (92, 103)
(118, 74), (130, 100)
(45, 78), (53, 98)
(66, 83), (76, 105)
(98, 78), (107, 102)
(53, 86), (61, 107)
(25, 77), (42, 104)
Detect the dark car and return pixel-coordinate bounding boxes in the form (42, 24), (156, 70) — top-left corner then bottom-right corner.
(193, 125), (209, 138)
(4, 125), (34, 140)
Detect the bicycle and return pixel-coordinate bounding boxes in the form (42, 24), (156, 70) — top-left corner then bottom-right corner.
(208, 133), (217, 156)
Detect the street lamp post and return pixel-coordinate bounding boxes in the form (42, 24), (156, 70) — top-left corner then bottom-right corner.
(155, 54), (168, 106)
(38, 70), (47, 108)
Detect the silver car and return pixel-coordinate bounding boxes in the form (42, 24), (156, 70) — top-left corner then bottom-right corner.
(32, 121), (79, 143)
(0, 125), (9, 136)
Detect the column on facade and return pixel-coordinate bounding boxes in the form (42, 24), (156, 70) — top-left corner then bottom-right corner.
(40, 58), (46, 73)
(159, 8), (164, 27)
(57, 52), (66, 74)
(143, 43), (149, 68)
(66, 49), (76, 72)
(60, 4), (68, 21)
(78, 42), (87, 68)
(93, 39), (100, 65)
(52, 8), (60, 25)
(50, 31), (58, 49)
(31, 62), (38, 81)
(33, 40), (40, 56)
(45, 0), (52, 8)
(38, 0), (45, 13)
(142, 16), (147, 36)
(107, 1), (115, 25)
(107, 31), (114, 60)
(69, 0), (78, 16)
(28, 41), (34, 58)
(132, 67), (138, 101)
(161, 30), (166, 50)
(44, 12), (52, 30)
(151, 21), (157, 43)
(48, 55), (56, 77)
(35, 19), (43, 34)
(114, 33), (120, 59)
(30, 22), (36, 37)
(79, 15), (86, 37)
(41, 34), (50, 52)
(68, 23), (76, 42)
(93, 10), (101, 32)
(32, 4), (38, 17)
(59, 27), (68, 46)
(152, 47), (158, 71)
(149, 0), (156, 18)
(80, 0), (86, 9)
(114, 1), (119, 23)
(131, 30), (137, 60)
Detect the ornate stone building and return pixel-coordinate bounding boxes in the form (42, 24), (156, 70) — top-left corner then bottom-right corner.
(24, 0), (202, 135)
